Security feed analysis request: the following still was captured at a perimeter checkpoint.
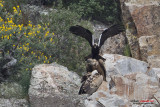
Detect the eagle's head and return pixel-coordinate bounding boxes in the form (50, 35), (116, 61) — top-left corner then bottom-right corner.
(93, 43), (98, 48)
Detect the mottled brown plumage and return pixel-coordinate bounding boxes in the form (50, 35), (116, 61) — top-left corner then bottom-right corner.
(86, 58), (107, 81)
(79, 70), (103, 95)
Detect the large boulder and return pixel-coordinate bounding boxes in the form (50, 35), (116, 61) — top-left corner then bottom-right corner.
(139, 35), (160, 67)
(28, 63), (86, 107)
(103, 54), (148, 75)
(119, 0), (160, 67)
(100, 33), (127, 55)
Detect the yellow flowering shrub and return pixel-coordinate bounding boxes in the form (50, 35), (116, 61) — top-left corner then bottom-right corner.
(0, 0), (55, 94)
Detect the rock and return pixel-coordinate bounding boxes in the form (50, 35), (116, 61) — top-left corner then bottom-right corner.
(103, 54), (148, 76)
(84, 54), (160, 107)
(139, 35), (160, 68)
(154, 90), (160, 104)
(0, 98), (28, 107)
(119, 0), (160, 65)
(85, 91), (128, 107)
(29, 56), (160, 107)
(100, 33), (127, 55)
(0, 82), (24, 98)
(148, 68), (160, 88)
(29, 63), (85, 107)
(110, 73), (159, 100)
(132, 6), (160, 37)
(0, 82), (28, 107)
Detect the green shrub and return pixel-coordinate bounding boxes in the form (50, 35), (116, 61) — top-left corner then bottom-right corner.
(40, 8), (92, 75)
(124, 44), (131, 57)
(0, 0), (92, 96)
(0, 1), (55, 96)
(60, 0), (121, 24)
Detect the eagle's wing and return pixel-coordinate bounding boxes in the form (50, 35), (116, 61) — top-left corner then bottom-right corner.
(99, 24), (124, 48)
(69, 25), (93, 47)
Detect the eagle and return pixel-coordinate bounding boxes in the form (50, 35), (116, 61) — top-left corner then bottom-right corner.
(86, 58), (107, 81)
(69, 24), (124, 61)
(79, 70), (103, 95)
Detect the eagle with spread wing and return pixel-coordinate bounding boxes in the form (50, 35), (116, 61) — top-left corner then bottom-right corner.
(69, 24), (124, 61)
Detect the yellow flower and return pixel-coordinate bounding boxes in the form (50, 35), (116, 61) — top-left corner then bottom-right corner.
(0, 17), (3, 22)
(50, 38), (53, 42)
(38, 24), (41, 29)
(45, 31), (49, 37)
(37, 30), (40, 33)
(0, 3), (3, 7)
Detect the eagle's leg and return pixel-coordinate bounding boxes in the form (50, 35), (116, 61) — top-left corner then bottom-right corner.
(97, 55), (106, 62)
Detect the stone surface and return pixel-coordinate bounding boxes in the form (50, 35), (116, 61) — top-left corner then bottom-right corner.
(84, 54), (160, 107)
(138, 35), (160, 62)
(154, 90), (160, 104)
(103, 54), (148, 76)
(85, 91), (128, 107)
(100, 33), (127, 55)
(119, 0), (160, 66)
(29, 63), (85, 107)
(0, 98), (28, 107)
(132, 6), (160, 37)
(110, 73), (159, 100)
(0, 82), (23, 98)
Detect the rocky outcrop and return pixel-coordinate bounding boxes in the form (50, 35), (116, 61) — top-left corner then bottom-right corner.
(0, 82), (29, 107)
(0, 82), (23, 98)
(100, 33), (127, 55)
(85, 54), (160, 106)
(29, 54), (160, 107)
(103, 54), (148, 75)
(119, 0), (160, 67)
(29, 63), (86, 107)
(139, 35), (160, 67)
(0, 98), (28, 107)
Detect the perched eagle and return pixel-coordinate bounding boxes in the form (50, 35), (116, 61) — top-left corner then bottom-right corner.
(79, 70), (103, 95)
(86, 58), (107, 81)
(69, 24), (124, 61)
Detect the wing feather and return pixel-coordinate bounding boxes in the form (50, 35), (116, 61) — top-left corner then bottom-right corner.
(79, 72), (103, 95)
(99, 24), (124, 48)
(69, 25), (93, 47)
